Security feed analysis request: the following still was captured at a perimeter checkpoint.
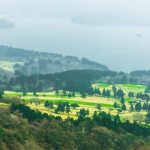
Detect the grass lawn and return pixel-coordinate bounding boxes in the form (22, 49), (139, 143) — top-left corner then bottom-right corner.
(4, 86), (149, 122)
(116, 84), (146, 94)
(93, 83), (146, 94)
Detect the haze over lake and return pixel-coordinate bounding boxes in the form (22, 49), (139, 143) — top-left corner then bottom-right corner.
(0, 0), (150, 72)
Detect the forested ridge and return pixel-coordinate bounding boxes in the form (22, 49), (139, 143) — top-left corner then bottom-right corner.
(0, 100), (149, 150)
(0, 46), (109, 75)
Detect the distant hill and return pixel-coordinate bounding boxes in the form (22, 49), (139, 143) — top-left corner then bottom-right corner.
(130, 70), (150, 84)
(130, 70), (150, 77)
(0, 46), (109, 75)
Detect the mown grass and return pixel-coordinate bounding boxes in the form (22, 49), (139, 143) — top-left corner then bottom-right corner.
(94, 83), (110, 88)
(25, 98), (113, 107)
(94, 83), (146, 93)
(115, 84), (146, 95)
(3, 90), (149, 122)
(4, 91), (113, 108)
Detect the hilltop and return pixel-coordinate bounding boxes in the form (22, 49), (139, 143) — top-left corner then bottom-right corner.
(0, 46), (109, 75)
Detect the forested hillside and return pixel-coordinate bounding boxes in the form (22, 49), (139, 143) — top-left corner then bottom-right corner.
(0, 46), (109, 75)
(0, 100), (149, 150)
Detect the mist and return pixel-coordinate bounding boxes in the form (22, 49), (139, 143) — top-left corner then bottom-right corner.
(0, 0), (150, 72)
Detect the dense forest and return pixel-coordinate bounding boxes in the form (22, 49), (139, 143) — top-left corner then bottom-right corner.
(0, 98), (149, 150)
(2, 69), (148, 93)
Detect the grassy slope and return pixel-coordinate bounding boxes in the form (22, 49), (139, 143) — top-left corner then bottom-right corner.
(3, 83), (148, 120)
(94, 83), (146, 95)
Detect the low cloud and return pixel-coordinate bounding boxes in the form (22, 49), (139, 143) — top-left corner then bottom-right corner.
(0, 18), (15, 29)
(71, 13), (150, 27)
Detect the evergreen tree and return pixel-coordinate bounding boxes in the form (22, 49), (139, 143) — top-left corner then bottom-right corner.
(145, 112), (150, 124)
(128, 92), (134, 98)
(70, 103), (79, 109)
(33, 90), (37, 96)
(0, 90), (4, 99)
(22, 88), (27, 96)
(122, 103), (126, 111)
(113, 102), (118, 108)
(55, 90), (59, 96)
(112, 85), (117, 97)
(114, 114), (121, 124)
(66, 105), (71, 117)
(102, 88), (106, 97)
(135, 102), (142, 112)
(81, 92), (86, 98)
(72, 91), (75, 97)
(130, 103), (134, 112)
(97, 104), (101, 112)
(143, 103), (148, 111)
(121, 97), (125, 104)
(116, 89), (125, 99)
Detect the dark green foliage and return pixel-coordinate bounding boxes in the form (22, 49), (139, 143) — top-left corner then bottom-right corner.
(102, 88), (111, 97)
(0, 90), (4, 99)
(97, 104), (101, 112)
(0, 103), (147, 149)
(128, 92), (135, 98)
(44, 101), (54, 109)
(130, 103), (135, 112)
(135, 102), (142, 112)
(113, 102), (119, 108)
(122, 103), (127, 111)
(55, 102), (70, 114)
(121, 97), (125, 104)
(70, 103), (79, 109)
(116, 89), (125, 99)
(77, 108), (89, 119)
(136, 92), (150, 101)
(8, 70), (117, 93)
(11, 103), (51, 122)
(145, 83), (150, 93)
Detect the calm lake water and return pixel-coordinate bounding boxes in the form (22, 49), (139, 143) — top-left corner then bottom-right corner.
(0, 16), (150, 72)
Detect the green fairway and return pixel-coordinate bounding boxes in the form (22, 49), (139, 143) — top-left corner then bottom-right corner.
(94, 83), (146, 94)
(94, 83), (110, 88)
(4, 91), (114, 108)
(3, 89), (150, 123)
(44, 99), (113, 107)
(116, 84), (146, 93)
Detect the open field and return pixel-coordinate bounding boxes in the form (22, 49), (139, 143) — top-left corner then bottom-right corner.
(93, 83), (146, 95)
(116, 84), (146, 94)
(3, 91), (116, 119)
(28, 102), (148, 121)
(4, 91), (116, 106)
(2, 83), (149, 121)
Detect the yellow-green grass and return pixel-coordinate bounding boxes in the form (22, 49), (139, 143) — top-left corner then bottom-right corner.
(4, 91), (22, 97)
(25, 98), (113, 107)
(93, 83), (146, 95)
(3, 91), (149, 122)
(4, 91), (61, 99)
(4, 91), (117, 108)
(28, 103), (113, 119)
(94, 83), (110, 88)
(29, 103), (148, 122)
(93, 83), (112, 91)
(0, 103), (9, 109)
(116, 84), (146, 94)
